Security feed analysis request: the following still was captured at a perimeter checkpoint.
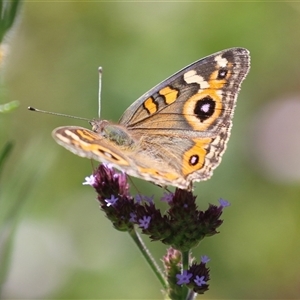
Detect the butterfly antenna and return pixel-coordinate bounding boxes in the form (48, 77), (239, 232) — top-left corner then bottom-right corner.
(27, 106), (90, 122)
(98, 66), (102, 119)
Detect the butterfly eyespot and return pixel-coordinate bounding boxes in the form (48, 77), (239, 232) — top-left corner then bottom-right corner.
(217, 68), (228, 79)
(189, 155), (199, 166)
(193, 96), (216, 122)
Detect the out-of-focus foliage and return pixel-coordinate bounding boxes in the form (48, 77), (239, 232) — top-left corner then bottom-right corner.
(0, 0), (21, 295)
(1, 2), (300, 299)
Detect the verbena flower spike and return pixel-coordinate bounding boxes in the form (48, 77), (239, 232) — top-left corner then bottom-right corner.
(83, 163), (230, 299)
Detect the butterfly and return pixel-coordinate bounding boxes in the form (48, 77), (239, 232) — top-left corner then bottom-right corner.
(52, 48), (250, 190)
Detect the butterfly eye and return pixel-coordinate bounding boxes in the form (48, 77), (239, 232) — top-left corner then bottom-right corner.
(91, 120), (108, 133)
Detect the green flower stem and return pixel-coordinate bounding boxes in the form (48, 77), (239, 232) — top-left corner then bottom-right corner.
(181, 250), (190, 300)
(128, 228), (168, 290)
(186, 290), (197, 300)
(181, 250), (189, 270)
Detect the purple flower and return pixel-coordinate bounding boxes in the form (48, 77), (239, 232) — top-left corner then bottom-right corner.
(144, 195), (154, 204)
(135, 194), (143, 203)
(219, 198), (230, 208)
(82, 174), (96, 186)
(161, 192), (174, 203)
(105, 195), (119, 207)
(129, 212), (137, 223)
(92, 164), (129, 199)
(102, 163), (113, 169)
(194, 275), (207, 287)
(138, 216), (151, 229)
(113, 171), (128, 190)
(176, 270), (193, 285)
(201, 255), (210, 264)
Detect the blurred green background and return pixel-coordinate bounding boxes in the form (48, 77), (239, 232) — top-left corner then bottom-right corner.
(1, 2), (300, 299)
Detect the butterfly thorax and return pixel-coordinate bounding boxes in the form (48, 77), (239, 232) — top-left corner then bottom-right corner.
(90, 119), (135, 147)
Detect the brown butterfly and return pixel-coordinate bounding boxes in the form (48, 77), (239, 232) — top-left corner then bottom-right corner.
(52, 48), (250, 190)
